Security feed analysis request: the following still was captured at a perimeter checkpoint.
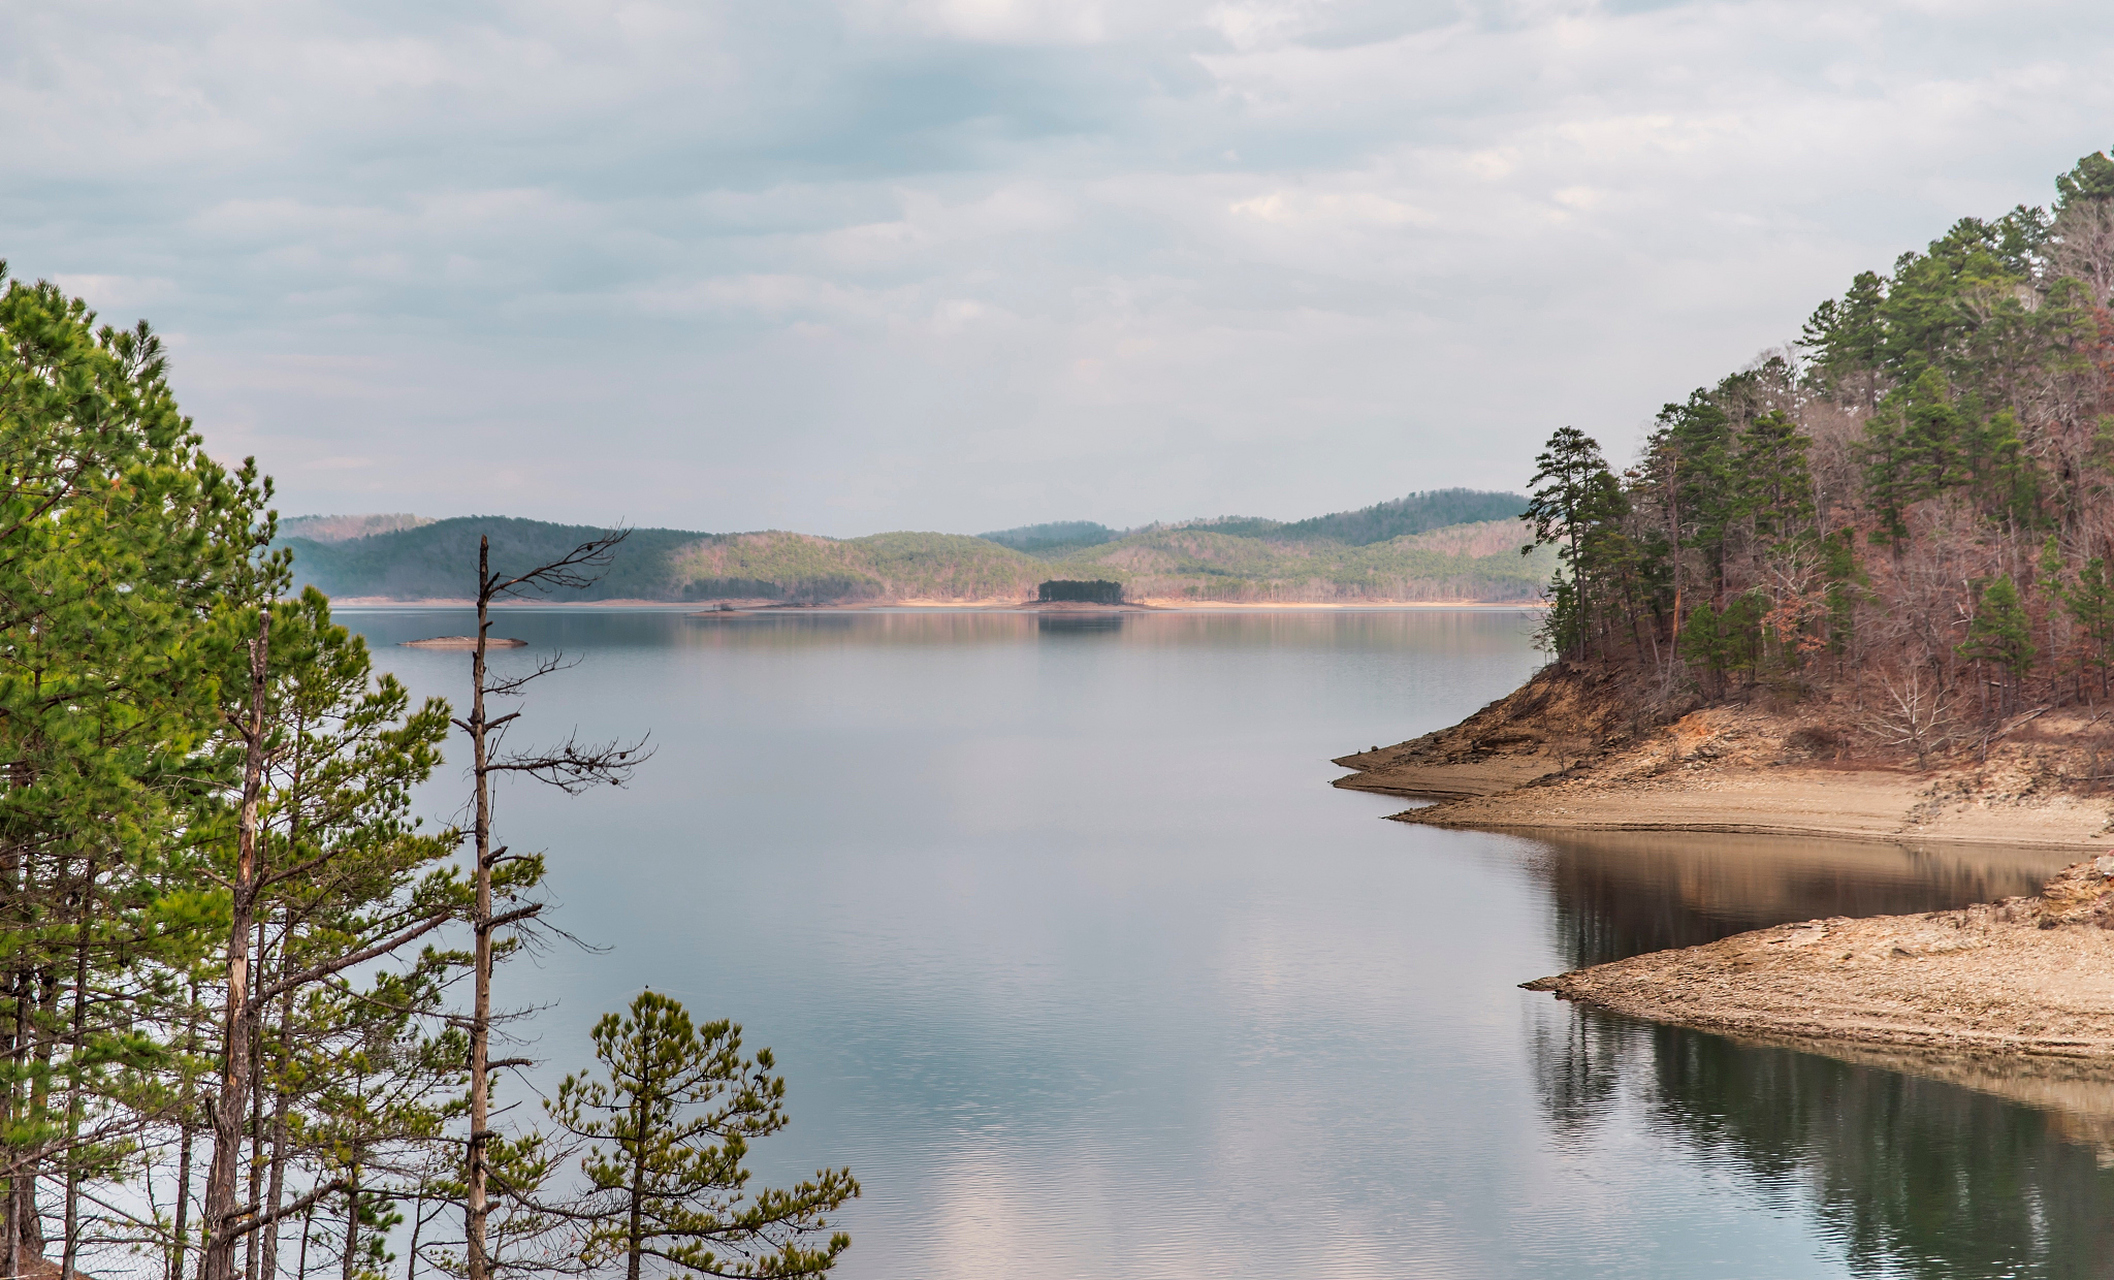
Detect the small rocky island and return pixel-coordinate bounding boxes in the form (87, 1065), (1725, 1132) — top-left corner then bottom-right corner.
(401, 635), (528, 648)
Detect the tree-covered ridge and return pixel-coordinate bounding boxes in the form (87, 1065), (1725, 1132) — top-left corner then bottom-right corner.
(282, 517), (709, 600)
(1529, 149), (2114, 742)
(282, 492), (1543, 605)
(976, 521), (1117, 554)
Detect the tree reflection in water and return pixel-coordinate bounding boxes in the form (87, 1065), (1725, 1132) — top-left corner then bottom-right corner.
(1525, 831), (2114, 1278)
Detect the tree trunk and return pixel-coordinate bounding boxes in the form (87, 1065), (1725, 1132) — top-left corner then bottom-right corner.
(626, 1088), (647, 1280)
(259, 989), (293, 1280)
(339, 1164), (358, 1280)
(59, 851), (95, 1280)
(465, 538), (493, 1280)
(172, 983), (199, 1280)
(203, 611), (271, 1280)
(245, 921), (267, 1280)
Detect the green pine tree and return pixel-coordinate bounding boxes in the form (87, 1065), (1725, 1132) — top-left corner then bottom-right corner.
(1958, 574), (2036, 714)
(1522, 427), (1624, 661)
(548, 991), (858, 1280)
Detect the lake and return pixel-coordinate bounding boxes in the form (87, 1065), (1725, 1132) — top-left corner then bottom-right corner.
(348, 606), (2113, 1280)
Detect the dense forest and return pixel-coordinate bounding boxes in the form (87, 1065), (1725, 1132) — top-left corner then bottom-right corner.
(0, 272), (855, 1280)
(282, 495), (1544, 606)
(978, 489), (1527, 553)
(1525, 149), (2114, 752)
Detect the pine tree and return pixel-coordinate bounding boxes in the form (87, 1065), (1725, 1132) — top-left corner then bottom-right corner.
(547, 992), (857, 1280)
(2062, 557), (2114, 699)
(1958, 575), (2036, 715)
(1522, 427), (1624, 661)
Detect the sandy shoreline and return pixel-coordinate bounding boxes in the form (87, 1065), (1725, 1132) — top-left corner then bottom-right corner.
(1334, 678), (2114, 852)
(1337, 666), (2114, 1109)
(1526, 867), (2114, 1059)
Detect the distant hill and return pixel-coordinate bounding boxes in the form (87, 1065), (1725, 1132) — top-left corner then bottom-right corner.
(1271, 488), (1526, 545)
(977, 521), (1117, 555)
(284, 518), (711, 601)
(280, 513), (435, 543)
(278, 489), (1548, 604)
(986, 489), (1526, 554)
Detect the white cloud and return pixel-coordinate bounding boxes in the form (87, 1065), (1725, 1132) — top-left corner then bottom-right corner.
(4, 0), (2114, 533)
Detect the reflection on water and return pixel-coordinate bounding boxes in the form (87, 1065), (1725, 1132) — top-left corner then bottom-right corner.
(1541, 1013), (2114, 1278)
(1525, 829), (2114, 1278)
(342, 607), (2114, 1279)
(1526, 830), (2064, 970)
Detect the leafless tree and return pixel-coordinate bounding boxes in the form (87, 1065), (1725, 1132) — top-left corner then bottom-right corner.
(457, 533), (648, 1280)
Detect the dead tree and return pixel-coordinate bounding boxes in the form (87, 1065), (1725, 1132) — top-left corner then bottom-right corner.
(457, 532), (647, 1280)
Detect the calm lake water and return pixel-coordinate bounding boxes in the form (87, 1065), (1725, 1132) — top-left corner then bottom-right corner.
(346, 606), (2114, 1280)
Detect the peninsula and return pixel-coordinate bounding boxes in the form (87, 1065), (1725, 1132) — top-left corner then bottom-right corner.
(1334, 149), (2114, 1078)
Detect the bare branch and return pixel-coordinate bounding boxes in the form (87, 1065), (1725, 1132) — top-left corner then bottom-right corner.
(486, 733), (653, 794)
(253, 908), (456, 1005)
(486, 654), (582, 699)
(486, 530), (630, 601)
(216, 1178), (348, 1243)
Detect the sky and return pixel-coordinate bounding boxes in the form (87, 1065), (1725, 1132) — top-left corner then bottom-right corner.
(4, 0), (2113, 538)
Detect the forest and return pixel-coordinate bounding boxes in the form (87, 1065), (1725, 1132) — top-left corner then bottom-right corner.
(0, 272), (857, 1280)
(1524, 148), (2114, 752)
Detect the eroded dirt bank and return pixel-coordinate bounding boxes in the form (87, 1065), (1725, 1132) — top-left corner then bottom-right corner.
(1334, 668), (2114, 848)
(1528, 858), (2114, 1062)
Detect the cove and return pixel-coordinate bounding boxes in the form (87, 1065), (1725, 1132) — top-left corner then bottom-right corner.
(346, 607), (2114, 1280)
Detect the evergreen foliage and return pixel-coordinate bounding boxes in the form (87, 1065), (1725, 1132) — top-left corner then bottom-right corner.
(975, 522), (1116, 554)
(0, 271), (857, 1280)
(1270, 488), (1527, 545)
(1520, 147), (2114, 736)
(1037, 580), (1123, 603)
(547, 992), (856, 1280)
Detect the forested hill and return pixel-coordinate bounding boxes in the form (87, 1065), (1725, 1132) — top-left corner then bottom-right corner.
(279, 489), (1548, 604)
(1522, 147), (2114, 743)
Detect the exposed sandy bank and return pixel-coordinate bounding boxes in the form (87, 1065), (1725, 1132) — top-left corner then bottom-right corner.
(1336, 671), (2114, 849)
(1526, 859), (2114, 1063)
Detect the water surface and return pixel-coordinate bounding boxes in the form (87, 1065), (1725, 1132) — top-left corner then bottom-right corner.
(348, 607), (2112, 1280)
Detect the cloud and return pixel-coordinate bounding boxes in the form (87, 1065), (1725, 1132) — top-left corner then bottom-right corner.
(3, 0), (2113, 533)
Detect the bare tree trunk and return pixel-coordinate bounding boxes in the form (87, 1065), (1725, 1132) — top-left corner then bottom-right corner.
(204, 611), (271, 1280)
(465, 538), (493, 1280)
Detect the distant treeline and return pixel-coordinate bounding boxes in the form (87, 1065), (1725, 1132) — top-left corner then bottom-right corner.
(978, 521), (1117, 553)
(279, 490), (1549, 605)
(980, 489), (1525, 557)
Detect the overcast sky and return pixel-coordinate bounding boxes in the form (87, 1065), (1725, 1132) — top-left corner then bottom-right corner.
(4, 0), (2110, 536)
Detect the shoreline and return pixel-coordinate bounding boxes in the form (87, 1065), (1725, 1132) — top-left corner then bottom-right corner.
(1345, 666), (2114, 1089)
(1524, 859), (2114, 1067)
(1333, 673), (2114, 853)
(327, 597), (1547, 612)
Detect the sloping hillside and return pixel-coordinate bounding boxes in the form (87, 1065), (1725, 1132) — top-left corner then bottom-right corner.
(280, 495), (1552, 604)
(284, 518), (709, 600)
